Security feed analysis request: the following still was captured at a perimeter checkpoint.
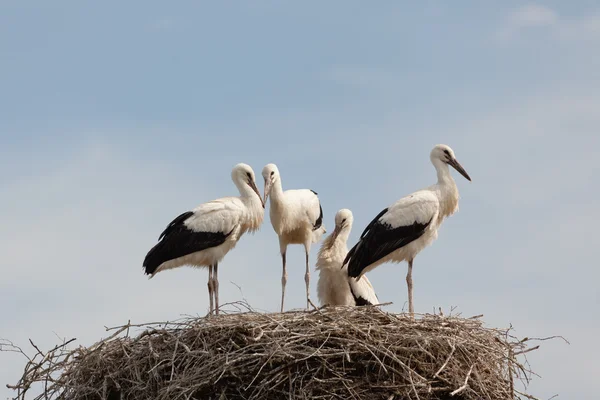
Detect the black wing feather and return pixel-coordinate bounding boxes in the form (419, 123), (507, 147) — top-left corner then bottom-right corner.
(346, 208), (432, 278)
(313, 203), (323, 230)
(158, 211), (194, 241)
(359, 208), (389, 239)
(309, 190), (323, 230)
(349, 279), (376, 306)
(343, 245), (357, 270)
(343, 208), (389, 268)
(143, 211), (233, 275)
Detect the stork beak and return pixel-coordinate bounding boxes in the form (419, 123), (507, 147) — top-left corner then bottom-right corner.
(249, 179), (264, 208)
(331, 224), (341, 241)
(263, 179), (272, 205)
(448, 158), (471, 182)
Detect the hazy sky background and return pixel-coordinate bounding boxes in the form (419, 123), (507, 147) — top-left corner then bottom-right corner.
(1, 2), (599, 398)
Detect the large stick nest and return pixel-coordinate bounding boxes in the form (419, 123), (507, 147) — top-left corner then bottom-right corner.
(7, 303), (548, 400)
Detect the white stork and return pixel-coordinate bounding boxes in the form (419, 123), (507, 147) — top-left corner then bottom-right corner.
(262, 163), (326, 312)
(316, 209), (379, 307)
(143, 163), (264, 315)
(343, 144), (471, 318)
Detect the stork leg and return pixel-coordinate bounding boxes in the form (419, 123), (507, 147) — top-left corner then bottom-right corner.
(304, 244), (311, 310)
(213, 262), (219, 316)
(280, 251), (287, 313)
(406, 259), (414, 319)
(208, 265), (214, 316)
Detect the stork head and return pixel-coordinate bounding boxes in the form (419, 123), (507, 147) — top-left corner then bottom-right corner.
(261, 163), (280, 203)
(430, 144), (471, 182)
(232, 163), (264, 208)
(331, 208), (353, 242)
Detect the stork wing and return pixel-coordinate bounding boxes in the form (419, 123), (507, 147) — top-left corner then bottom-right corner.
(349, 275), (379, 306)
(158, 211), (194, 241)
(345, 191), (438, 278)
(286, 189), (324, 230)
(143, 197), (244, 275)
(186, 197), (245, 234)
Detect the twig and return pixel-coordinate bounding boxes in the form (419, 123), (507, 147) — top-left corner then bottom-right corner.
(434, 339), (456, 378)
(514, 345), (540, 355)
(450, 364), (475, 396)
(524, 335), (570, 345)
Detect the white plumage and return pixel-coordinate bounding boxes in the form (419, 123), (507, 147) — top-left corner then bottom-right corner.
(262, 163), (326, 312)
(316, 209), (378, 307)
(344, 144), (471, 317)
(143, 163), (265, 315)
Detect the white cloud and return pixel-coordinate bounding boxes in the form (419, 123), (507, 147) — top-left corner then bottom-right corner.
(509, 4), (558, 28)
(499, 4), (600, 42)
(556, 12), (600, 40)
(580, 13), (600, 34)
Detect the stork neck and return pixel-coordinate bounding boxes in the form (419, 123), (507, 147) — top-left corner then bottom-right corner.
(236, 184), (264, 231)
(432, 159), (460, 219)
(269, 178), (284, 202)
(433, 159), (455, 187)
(236, 182), (254, 199)
(235, 181), (261, 209)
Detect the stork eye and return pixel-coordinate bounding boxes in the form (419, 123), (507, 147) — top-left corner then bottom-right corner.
(270, 171), (274, 176)
(443, 149), (450, 156)
(342, 218), (346, 223)
(246, 172), (252, 179)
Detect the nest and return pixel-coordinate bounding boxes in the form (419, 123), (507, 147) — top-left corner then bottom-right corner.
(7, 302), (548, 400)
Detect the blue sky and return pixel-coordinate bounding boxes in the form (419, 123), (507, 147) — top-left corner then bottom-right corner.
(1, 2), (599, 398)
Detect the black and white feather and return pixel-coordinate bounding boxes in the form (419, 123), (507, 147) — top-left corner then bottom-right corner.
(343, 144), (471, 316)
(344, 193), (437, 279)
(143, 201), (247, 278)
(142, 163), (264, 315)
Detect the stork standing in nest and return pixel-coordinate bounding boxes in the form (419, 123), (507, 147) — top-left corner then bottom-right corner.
(344, 144), (471, 318)
(317, 209), (378, 307)
(262, 163), (326, 312)
(143, 163), (264, 315)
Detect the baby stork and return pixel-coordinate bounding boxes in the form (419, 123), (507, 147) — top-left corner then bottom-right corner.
(317, 209), (379, 307)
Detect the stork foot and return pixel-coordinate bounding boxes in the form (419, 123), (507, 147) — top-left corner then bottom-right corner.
(406, 259), (414, 320)
(281, 252), (287, 313)
(304, 250), (310, 311)
(208, 265), (214, 316)
(214, 263), (220, 316)
(280, 274), (287, 313)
